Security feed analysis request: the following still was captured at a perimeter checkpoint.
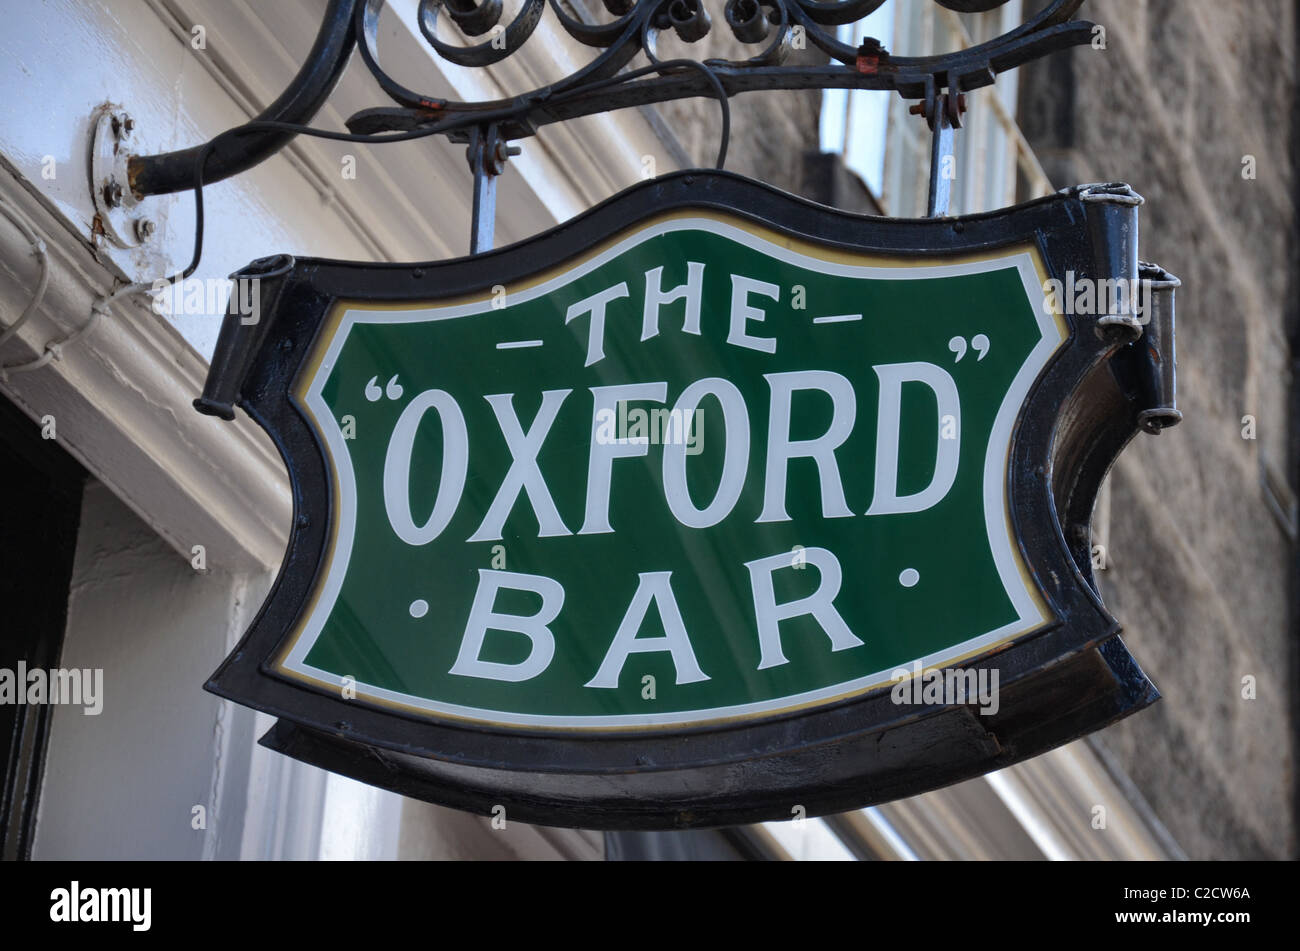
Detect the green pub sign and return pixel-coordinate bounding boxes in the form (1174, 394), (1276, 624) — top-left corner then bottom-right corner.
(200, 173), (1175, 827)
(287, 211), (1058, 726)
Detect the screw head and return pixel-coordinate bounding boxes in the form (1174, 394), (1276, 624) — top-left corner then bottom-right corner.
(134, 218), (155, 240)
(103, 181), (124, 208)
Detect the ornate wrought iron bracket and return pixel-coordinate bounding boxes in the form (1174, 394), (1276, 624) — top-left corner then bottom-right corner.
(123, 0), (1095, 255)
(344, 0), (1091, 139)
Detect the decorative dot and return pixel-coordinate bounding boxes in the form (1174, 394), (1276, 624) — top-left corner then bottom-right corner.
(409, 599), (429, 618)
(899, 569), (920, 588)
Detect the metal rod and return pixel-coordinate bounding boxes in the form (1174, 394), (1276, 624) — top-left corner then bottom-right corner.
(469, 143), (497, 255)
(128, 0), (360, 197)
(465, 124), (518, 254)
(922, 77), (962, 218)
(927, 104), (955, 217)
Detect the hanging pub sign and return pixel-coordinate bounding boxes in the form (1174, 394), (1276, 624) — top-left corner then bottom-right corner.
(195, 171), (1179, 829)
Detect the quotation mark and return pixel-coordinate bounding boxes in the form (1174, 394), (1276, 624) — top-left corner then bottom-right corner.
(949, 334), (990, 362)
(365, 375), (403, 401)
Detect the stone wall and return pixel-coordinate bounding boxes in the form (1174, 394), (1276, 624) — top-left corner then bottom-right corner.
(648, 16), (824, 193)
(1019, 0), (1298, 859)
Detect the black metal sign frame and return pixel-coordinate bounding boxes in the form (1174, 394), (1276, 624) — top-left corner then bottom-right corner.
(197, 170), (1175, 829)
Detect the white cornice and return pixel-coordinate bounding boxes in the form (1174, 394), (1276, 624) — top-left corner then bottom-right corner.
(0, 164), (291, 573)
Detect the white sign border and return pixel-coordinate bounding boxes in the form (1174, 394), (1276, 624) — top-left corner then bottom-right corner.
(278, 217), (1065, 730)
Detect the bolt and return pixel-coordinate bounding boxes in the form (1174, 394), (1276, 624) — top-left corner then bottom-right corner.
(134, 218), (155, 240)
(103, 181), (123, 208)
(909, 101), (927, 117)
(111, 114), (135, 138)
(489, 139), (521, 175)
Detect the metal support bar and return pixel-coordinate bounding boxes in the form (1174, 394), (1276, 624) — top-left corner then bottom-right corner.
(464, 124), (519, 254)
(913, 78), (966, 218)
(927, 100), (955, 217)
(468, 127), (497, 255)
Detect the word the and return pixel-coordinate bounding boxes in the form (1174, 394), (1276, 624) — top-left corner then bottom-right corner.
(565, 264), (784, 366)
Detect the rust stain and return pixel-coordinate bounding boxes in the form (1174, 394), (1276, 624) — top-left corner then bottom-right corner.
(125, 155), (143, 200)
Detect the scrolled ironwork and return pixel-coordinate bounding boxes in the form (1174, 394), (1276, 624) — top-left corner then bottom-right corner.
(346, 0), (1092, 140)
(123, 0), (1095, 267)
(417, 0), (545, 68)
(127, 0), (1092, 200)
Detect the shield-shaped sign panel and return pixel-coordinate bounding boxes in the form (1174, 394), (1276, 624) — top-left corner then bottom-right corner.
(199, 172), (1171, 829)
